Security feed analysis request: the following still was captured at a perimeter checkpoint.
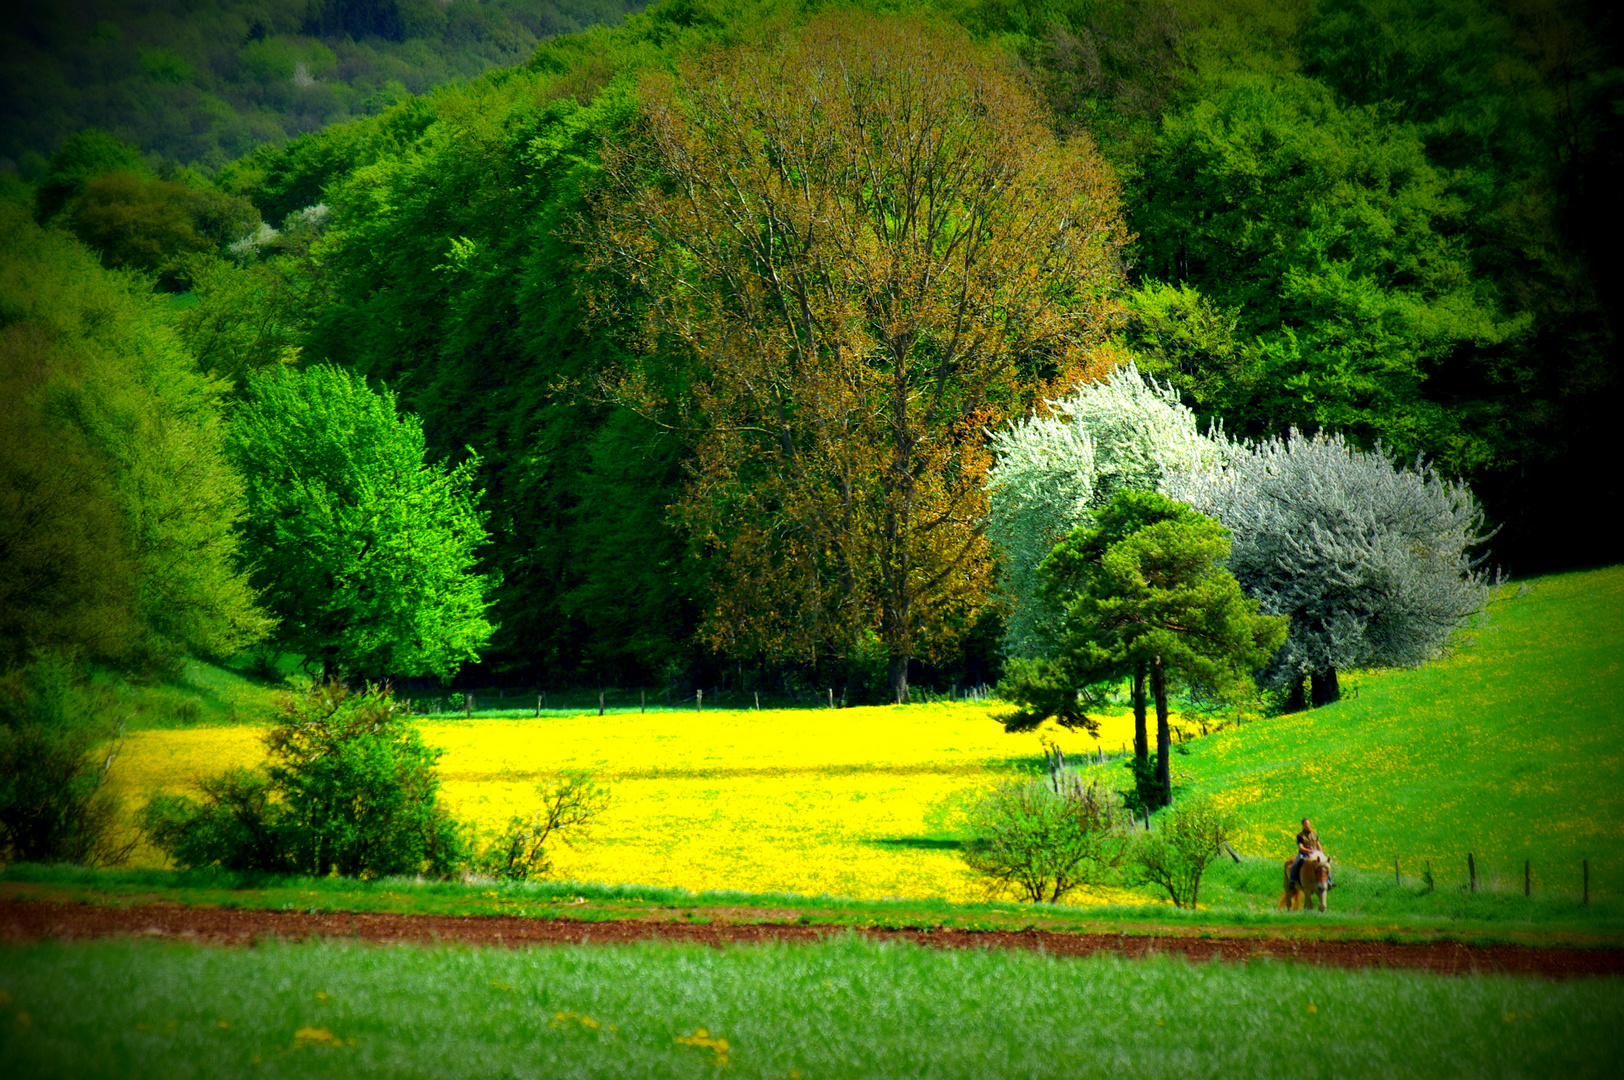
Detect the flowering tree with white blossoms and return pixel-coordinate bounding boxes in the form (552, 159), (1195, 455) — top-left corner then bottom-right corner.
(986, 363), (1220, 658)
(1165, 429), (1494, 708)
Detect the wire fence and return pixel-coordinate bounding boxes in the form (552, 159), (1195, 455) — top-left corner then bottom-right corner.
(400, 683), (998, 718)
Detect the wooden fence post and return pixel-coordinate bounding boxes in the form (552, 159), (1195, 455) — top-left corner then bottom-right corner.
(598, 689), (605, 717)
(465, 694), (472, 720)
(696, 688), (703, 713)
(1525, 860), (1531, 897)
(1395, 856), (1401, 886)
(1468, 853), (1476, 893)
(536, 694), (542, 718)
(828, 688), (834, 709)
(641, 689), (646, 714)
(754, 691), (760, 711)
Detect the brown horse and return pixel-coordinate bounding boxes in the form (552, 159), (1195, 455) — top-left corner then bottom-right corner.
(1280, 851), (1330, 911)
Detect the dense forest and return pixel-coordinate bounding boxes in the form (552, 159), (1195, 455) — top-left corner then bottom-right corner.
(3, 0), (1620, 700)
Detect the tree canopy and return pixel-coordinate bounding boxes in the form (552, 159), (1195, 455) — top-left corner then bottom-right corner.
(1003, 490), (1285, 805)
(585, 11), (1130, 702)
(1166, 428), (1493, 707)
(6, 0), (1611, 695)
(0, 201), (270, 671)
(228, 364), (496, 681)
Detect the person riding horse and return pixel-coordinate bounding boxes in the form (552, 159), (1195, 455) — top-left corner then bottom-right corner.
(1290, 817), (1332, 887)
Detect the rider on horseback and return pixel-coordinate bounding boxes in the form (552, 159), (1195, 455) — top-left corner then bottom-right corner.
(1290, 818), (1329, 886)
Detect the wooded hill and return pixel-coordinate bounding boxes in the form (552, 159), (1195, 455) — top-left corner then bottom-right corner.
(1, 0), (649, 171)
(4, 0), (1620, 696)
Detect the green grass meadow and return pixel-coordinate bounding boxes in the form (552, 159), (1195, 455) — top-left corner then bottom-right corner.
(1070, 567), (1624, 897)
(3, 936), (1622, 1080)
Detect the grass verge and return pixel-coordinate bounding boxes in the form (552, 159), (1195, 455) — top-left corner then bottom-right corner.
(2, 935), (1620, 1080)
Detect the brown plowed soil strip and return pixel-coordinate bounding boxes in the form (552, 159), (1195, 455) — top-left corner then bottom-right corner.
(2, 899), (1619, 980)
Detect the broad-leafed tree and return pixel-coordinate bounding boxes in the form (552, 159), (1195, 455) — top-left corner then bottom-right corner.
(584, 12), (1129, 702)
(229, 364), (495, 681)
(1166, 429), (1493, 708)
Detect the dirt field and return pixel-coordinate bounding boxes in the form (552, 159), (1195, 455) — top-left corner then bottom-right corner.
(3, 898), (1620, 980)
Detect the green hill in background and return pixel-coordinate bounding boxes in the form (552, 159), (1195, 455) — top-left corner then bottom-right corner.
(1180, 566), (1624, 895)
(0, 0), (647, 171)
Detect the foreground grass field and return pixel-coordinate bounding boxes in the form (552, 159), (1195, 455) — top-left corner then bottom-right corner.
(3, 936), (1621, 1080)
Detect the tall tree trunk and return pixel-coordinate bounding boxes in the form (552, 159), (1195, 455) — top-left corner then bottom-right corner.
(1283, 674), (1306, 713)
(1132, 662), (1148, 767)
(1151, 657), (1171, 809)
(889, 654), (909, 705)
(1310, 668), (1340, 707)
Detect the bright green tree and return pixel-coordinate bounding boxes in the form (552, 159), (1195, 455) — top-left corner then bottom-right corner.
(229, 364), (495, 680)
(1002, 491), (1286, 808)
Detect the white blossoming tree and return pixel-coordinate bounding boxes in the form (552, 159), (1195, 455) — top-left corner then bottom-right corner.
(1165, 429), (1494, 708)
(986, 363), (1219, 658)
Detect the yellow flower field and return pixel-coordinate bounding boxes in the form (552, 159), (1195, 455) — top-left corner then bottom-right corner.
(105, 703), (1146, 903)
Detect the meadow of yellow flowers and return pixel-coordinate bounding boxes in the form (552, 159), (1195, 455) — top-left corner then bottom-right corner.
(105, 703), (1143, 903)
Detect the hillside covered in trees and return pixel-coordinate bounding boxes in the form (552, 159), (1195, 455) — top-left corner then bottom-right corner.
(3, 0), (1620, 700)
(1, 0), (649, 171)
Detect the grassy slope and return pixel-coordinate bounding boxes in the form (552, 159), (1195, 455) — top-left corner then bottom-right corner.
(2, 936), (1621, 1080)
(95, 657), (289, 732)
(1167, 567), (1623, 894)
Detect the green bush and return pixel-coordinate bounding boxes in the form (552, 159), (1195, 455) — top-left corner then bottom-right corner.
(1133, 795), (1236, 908)
(139, 681), (464, 878)
(0, 653), (131, 865)
(961, 775), (1127, 903)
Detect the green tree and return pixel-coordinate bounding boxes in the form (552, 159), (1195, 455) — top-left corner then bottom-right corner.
(0, 203), (271, 670)
(1002, 491), (1286, 808)
(1135, 72), (1521, 463)
(229, 364), (495, 680)
(33, 128), (150, 222)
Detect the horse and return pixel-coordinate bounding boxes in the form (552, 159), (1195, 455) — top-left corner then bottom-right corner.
(1279, 851), (1331, 911)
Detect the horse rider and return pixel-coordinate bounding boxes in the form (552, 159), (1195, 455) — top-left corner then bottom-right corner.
(1290, 817), (1332, 887)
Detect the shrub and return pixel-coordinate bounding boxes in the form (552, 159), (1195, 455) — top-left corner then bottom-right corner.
(138, 681), (464, 878)
(139, 768), (282, 873)
(961, 775), (1128, 903)
(471, 771), (611, 882)
(0, 652), (131, 865)
(1133, 795), (1235, 908)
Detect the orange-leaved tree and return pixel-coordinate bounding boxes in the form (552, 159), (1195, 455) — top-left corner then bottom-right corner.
(583, 13), (1128, 702)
